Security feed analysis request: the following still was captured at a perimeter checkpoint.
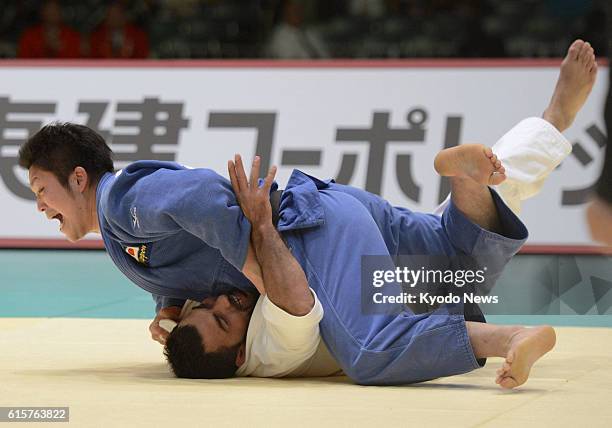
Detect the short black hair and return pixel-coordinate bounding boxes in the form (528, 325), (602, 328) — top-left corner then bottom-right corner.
(18, 122), (114, 189)
(164, 325), (241, 379)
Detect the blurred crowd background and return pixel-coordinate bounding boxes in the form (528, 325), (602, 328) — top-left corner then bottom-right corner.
(0, 0), (608, 60)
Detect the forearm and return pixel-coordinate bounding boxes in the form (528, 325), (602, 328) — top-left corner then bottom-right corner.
(251, 223), (313, 316)
(242, 242), (266, 295)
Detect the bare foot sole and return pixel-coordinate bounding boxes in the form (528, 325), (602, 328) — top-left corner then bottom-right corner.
(434, 144), (506, 186)
(495, 325), (556, 389)
(543, 39), (598, 132)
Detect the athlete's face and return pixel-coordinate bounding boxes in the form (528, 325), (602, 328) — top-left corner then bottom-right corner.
(179, 289), (257, 361)
(29, 165), (95, 242)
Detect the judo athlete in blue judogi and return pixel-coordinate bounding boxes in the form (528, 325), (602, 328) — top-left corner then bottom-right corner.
(93, 144), (527, 385)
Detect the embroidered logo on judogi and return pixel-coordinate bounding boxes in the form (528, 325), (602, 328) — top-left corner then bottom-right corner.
(131, 206), (140, 229)
(125, 244), (149, 265)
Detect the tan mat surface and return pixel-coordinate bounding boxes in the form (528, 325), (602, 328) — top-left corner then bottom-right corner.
(1, 318), (611, 427)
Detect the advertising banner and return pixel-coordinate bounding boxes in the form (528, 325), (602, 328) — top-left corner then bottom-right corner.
(0, 62), (608, 247)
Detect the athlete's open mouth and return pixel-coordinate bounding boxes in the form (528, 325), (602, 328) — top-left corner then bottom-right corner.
(229, 289), (251, 311)
(53, 213), (64, 228)
(229, 292), (243, 310)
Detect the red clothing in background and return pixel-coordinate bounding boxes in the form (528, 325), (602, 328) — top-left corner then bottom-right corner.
(18, 25), (81, 58)
(90, 25), (149, 58)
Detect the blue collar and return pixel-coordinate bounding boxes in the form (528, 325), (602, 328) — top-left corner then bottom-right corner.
(277, 169), (332, 232)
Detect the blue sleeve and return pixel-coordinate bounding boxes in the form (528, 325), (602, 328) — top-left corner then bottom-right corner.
(153, 294), (186, 314)
(106, 165), (251, 271)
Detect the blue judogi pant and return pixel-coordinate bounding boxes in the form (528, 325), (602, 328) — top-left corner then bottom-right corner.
(279, 174), (527, 385)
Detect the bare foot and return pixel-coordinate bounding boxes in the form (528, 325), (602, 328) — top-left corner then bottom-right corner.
(543, 39), (597, 132)
(495, 325), (556, 389)
(434, 144), (506, 186)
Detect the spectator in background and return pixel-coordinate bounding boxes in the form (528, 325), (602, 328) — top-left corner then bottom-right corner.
(18, 0), (81, 58)
(90, 1), (149, 59)
(0, 34), (16, 58)
(457, 0), (506, 58)
(267, 0), (330, 59)
(577, 5), (608, 58)
(349, 0), (387, 18)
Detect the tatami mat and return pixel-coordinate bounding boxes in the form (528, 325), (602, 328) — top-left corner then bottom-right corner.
(2, 318), (611, 427)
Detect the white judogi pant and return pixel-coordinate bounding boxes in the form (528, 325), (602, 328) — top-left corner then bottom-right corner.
(435, 117), (572, 215)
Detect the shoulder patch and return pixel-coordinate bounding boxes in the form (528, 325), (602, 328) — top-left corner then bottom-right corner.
(125, 244), (149, 266)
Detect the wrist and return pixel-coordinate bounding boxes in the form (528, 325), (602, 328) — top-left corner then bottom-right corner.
(252, 222), (276, 237)
(158, 305), (182, 319)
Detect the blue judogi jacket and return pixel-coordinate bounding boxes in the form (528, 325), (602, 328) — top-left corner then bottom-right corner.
(96, 160), (326, 313)
(96, 161), (255, 312)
